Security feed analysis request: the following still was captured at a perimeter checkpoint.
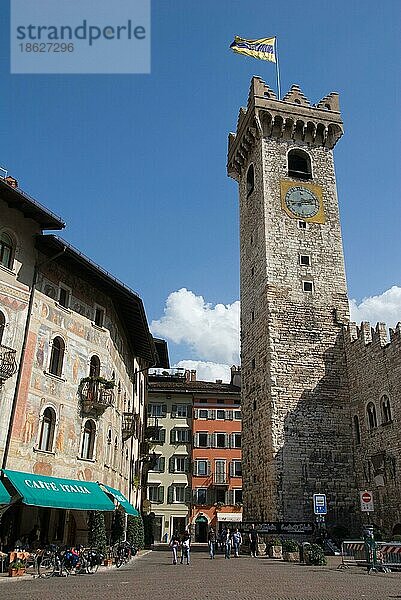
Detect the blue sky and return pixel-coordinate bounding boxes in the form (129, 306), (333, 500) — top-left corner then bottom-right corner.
(2, 1), (400, 375)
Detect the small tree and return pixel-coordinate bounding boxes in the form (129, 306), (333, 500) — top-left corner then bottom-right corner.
(88, 511), (107, 554)
(111, 508), (125, 545)
(127, 514), (145, 550)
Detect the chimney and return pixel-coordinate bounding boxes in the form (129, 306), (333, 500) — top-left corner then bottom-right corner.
(230, 365), (241, 388)
(4, 175), (18, 188)
(215, 379), (222, 384)
(190, 370), (196, 382)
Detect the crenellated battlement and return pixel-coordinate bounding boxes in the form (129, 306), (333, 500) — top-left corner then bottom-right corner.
(227, 76), (344, 180)
(344, 321), (401, 349)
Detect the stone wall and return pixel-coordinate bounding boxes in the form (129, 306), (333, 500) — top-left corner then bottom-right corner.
(344, 322), (401, 535)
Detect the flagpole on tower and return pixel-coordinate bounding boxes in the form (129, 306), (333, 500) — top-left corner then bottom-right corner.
(275, 37), (281, 100)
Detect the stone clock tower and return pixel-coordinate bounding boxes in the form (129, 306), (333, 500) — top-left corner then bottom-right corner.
(227, 77), (354, 526)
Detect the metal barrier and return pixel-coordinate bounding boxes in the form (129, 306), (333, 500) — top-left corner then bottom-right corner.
(338, 541), (366, 569)
(339, 540), (401, 572)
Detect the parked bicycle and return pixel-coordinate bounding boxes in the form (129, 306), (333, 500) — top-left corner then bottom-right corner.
(113, 541), (137, 568)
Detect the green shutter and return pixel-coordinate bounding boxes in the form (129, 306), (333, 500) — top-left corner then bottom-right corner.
(167, 485), (174, 504)
(170, 429), (176, 444)
(162, 404), (167, 417)
(227, 410), (234, 420)
(159, 456), (165, 472)
(184, 457), (190, 473)
(184, 486), (191, 504)
(160, 428), (166, 443)
(171, 404), (177, 418)
(169, 456), (175, 473)
(158, 485), (164, 503)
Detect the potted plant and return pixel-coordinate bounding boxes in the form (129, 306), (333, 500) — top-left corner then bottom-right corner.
(267, 537), (283, 559)
(305, 543), (327, 566)
(9, 559), (25, 577)
(282, 539), (300, 562)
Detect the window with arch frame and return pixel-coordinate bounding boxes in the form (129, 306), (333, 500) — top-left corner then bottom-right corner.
(38, 406), (57, 452)
(0, 232), (14, 270)
(287, 148), (312, 180)
(89, 354), (101, 378)
(81, 419), (96, 460)
(49, 336), (65, 377)
(366, 402), (378, 430)
(246, 164), (255, 197)
(381, 395), (392, 424)
(353, 415), (361, 445)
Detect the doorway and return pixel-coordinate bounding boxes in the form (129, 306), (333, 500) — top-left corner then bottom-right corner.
(195, 515), (208, 542)
(172, 517), (186, 537)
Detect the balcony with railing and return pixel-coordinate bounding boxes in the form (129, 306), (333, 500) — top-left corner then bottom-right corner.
(213, 471), (229, 486)
(79, 376), (114, 414)
(122, 412), (138, 441)
(0, 345), (17, 384)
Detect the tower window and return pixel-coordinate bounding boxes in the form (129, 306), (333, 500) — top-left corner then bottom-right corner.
(288, 149), (312, 180)
(381, 395), (392, 424)
(300, 255), (311, 266)
(367, 402), (377, 430)
(251, 266), (255, 277)
(298, 220), (308, 230)
(302, 281), (314, 292)
(251, 358), (256, 369)
(246, 164), (255, 197)
(251, 310), (255, 322)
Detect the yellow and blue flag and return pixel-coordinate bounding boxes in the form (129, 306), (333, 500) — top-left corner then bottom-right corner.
(230, 36), (276, 63)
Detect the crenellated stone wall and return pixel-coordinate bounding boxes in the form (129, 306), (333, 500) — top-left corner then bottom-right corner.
(344, 322), (401, 534)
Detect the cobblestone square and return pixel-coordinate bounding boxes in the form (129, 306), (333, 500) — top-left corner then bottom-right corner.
(1, 550), (400, 600)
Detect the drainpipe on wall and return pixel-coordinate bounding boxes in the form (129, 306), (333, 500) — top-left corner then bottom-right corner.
(1, 248), (66, 470)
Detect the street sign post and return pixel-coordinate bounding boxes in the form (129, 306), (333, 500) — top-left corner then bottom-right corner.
(360, 490), (374, 512)
(313, 493), (327, 515)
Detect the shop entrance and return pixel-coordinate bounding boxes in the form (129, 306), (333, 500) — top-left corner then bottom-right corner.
(195, 515), (208, 542)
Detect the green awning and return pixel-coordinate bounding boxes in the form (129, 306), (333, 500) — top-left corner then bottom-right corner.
(3, 470), (115, 511)
(0, 480), (11, 505)
(102, 484), (139, 516)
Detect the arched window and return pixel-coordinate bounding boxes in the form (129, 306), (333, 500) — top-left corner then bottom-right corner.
(287, 149), (312, 180)
(39, 407), (56, 452)
(0, 232), (14, 269)
(106, 428), (112, 464)
(246, 164), (255, 197)
(381, 395), (392, 424)
(81, 420), (96, 460)
(49, 336), (65, 376)
(0, 311), (5, 345)
(353, 415), (361, 445)
(367, 402), (377, 430)
(89, 355), (100, 378)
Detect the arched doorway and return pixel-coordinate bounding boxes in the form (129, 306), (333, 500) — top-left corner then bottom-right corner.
(195, 515), (208, 542)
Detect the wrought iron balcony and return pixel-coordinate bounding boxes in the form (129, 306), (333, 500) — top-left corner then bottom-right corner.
(0, 345), (17, 384)
(122, 412), (137, 441)
(79, 376), (114, 414)
(213, 472), (228, 486)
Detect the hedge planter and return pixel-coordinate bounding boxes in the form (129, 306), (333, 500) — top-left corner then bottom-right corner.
(269, 545), (283, 559)
(283, 551), (300, 562)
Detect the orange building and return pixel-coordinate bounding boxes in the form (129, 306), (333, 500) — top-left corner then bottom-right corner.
(191, 367), (242, 541)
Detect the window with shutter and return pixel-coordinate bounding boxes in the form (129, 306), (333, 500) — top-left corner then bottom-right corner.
(216, 409), (225, 420)
(198, 432), (208, 447)
(208, 409), (216, 420)
(162, 404), (167, 417)
(169, 456), (175, 473)
(158, 486), (164, 503)
(159, 456), (166, 472)
(171, 405), (177, 418)
(167, 485), (174, 504)
(184, 457), (190, 473)
(184, 487), (191, 504)
(226, 410), (234, 420)
(160, 429), (166, 443)
(227, 490), (234, 505)
(170, 429), (176, 444)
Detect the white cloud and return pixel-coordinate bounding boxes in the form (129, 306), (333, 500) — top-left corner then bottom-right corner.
(349, 286), (401, 328)
(151, 288), (240, 364)
(174, 360), (232, 383)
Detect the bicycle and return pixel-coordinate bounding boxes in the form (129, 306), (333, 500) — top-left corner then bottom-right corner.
(113, 541), (136, 568)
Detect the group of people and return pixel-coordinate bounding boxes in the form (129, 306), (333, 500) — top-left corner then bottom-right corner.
(169, 530), (191, 565)
(207, 526), (243, 559)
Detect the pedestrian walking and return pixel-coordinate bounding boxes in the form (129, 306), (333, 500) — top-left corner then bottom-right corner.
(249, 524), (258, 558)
(232, 528), (242, 557)
(169, 532), (180, 565)
(180, 530), (191, 565)
(224, 528), (232, 559)
(208, 527), (216, 559)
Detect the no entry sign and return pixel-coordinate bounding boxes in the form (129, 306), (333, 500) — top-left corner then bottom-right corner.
(360, 490), (374, 512)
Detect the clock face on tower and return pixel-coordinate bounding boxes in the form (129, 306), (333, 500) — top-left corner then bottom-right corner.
(280, 180), (325, 224)
(285, 186), (319, 218)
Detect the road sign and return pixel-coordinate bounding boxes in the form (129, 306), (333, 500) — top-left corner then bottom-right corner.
(360, 490), (374, 512)
(313, 493), (327, 515)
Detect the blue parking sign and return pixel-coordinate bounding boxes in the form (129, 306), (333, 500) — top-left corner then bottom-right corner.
(313, 493), (327, 515)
